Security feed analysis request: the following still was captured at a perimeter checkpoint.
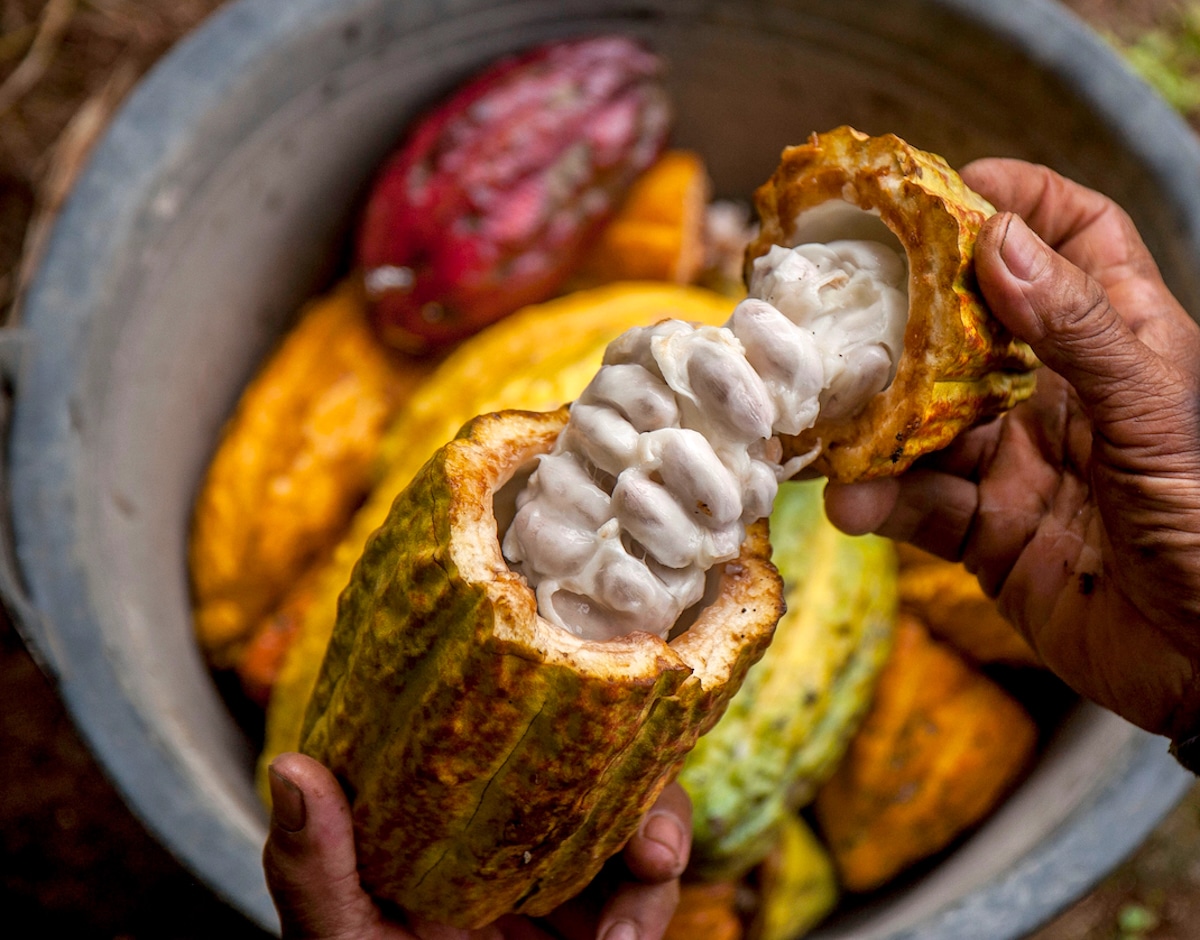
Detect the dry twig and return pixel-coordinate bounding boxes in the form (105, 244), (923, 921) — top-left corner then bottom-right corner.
(0, 0), (76, 117)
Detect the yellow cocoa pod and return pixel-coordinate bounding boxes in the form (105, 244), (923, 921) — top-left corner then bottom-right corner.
(189, 280), (433, 666)
(812, 615), (1038, 893)
(749, 126), (1039, 482)
(680, 480), (897, 882)
(258, 282), (735, 795)
(749, 813), (838, 940)
(300, 408), (783, 926)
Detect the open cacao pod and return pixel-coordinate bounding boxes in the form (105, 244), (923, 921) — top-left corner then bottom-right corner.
(749, 125), (1040, 482)
(299, 407), (783, 927)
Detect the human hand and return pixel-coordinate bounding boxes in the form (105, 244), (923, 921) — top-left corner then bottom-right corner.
(824, 158), (1200, 741)
(262, 752), (692, 940)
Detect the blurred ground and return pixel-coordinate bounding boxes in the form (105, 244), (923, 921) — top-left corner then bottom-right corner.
(2, 1), (1200, 938)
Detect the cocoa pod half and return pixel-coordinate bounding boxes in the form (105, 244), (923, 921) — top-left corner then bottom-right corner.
(748, 126), (1039, 482)
(299, 408), (783, 927)
(256, 284), (736, 798)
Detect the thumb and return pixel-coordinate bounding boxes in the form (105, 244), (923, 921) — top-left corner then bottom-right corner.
(262, 753), (385, 940)
(975, 211), (1153, 423)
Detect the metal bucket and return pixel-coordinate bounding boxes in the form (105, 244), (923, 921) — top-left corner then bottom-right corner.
(4, 0), (1198, 935)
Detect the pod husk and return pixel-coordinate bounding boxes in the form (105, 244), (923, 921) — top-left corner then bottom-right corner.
(299, 407), (783, 927)
(748, 125), (1039, 482)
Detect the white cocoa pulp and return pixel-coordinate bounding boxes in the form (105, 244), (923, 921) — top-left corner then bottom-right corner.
(502, 235), (907, 641)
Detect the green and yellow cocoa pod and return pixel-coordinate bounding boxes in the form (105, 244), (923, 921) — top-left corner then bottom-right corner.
(298, 407), (783, 928)
(679, 479), (897, 881)
(749, 126), (1039, 482)
(256, 282), (735, 798)
(749, 813), (838, 940)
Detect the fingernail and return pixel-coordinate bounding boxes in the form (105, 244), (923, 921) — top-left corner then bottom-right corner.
(999, 216), (1052, 282)
(601, 921), (638, 940)
(269, 765), (306, 833)
(642, 811), (687, 866)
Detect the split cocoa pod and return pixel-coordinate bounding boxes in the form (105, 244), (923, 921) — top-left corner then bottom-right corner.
(299, 407), (783, 927)
(749, 125), (1040, 481)
(258, 283), (737, 794)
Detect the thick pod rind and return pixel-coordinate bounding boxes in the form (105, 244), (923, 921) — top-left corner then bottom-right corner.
(747, 126), (1039, 482)
(299, 408), (783, 927)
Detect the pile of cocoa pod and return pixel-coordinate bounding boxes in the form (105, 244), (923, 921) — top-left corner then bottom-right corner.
(188, 35), (1054, 939)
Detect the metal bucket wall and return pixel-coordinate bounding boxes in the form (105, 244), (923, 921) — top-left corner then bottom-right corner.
(5, 0), (1198, 935)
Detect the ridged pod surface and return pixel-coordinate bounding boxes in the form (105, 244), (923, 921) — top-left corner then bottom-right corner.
(257, 283), (735, 798)
(748, 126), (1039, 482)
(679, 479), (897, 881)
(357, 36), (670, 353)
(812, 615), (1038, 892)
(298, 407), (783, 927)
(189, 281), (428, 666)
(898, 550), (1042, 667)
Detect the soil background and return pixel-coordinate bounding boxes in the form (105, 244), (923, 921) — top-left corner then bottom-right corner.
(2, 1), (1200, 939)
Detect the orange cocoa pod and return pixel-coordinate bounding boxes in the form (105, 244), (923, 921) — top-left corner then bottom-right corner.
(665, 881), (743, 940)
(893, 541), (943, 571)
(189, 280), (434, 667)
(813, 614), (1038, 893)
(898, 550), (1041, 667)
(574, 149), (711, 285)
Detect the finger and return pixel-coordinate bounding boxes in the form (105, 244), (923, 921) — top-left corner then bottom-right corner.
(621, 783), (692, 884)
(822, 478), (899, 536)
(826, 470), (979, 561)
(974, 212), (1168, 435)
(961, 159), (1187, 336)
(545, 785), (691, 940)
(485, 918), (557, 940)
(595, 879), (680, 940)
(874, 469), (979, 559)
(263, 752), (392, 940)
(960, 158), (1153, 283)
(405, 916), (502, 940)
(961, 159), (1119, 255)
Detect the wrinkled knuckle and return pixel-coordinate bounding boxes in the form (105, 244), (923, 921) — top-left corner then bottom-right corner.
(1055, 274), (1112, 340)
(1127, 249), (1164, 287)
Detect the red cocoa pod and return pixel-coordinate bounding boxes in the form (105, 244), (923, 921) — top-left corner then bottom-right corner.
(356, 35), (671, 353)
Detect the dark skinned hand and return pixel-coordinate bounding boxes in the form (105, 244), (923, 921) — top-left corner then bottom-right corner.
(262, 752), (692, 940)
(825, 158), (1200, 742)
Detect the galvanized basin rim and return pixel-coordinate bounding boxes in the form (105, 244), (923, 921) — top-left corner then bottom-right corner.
(6, 0), (1197, 935)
